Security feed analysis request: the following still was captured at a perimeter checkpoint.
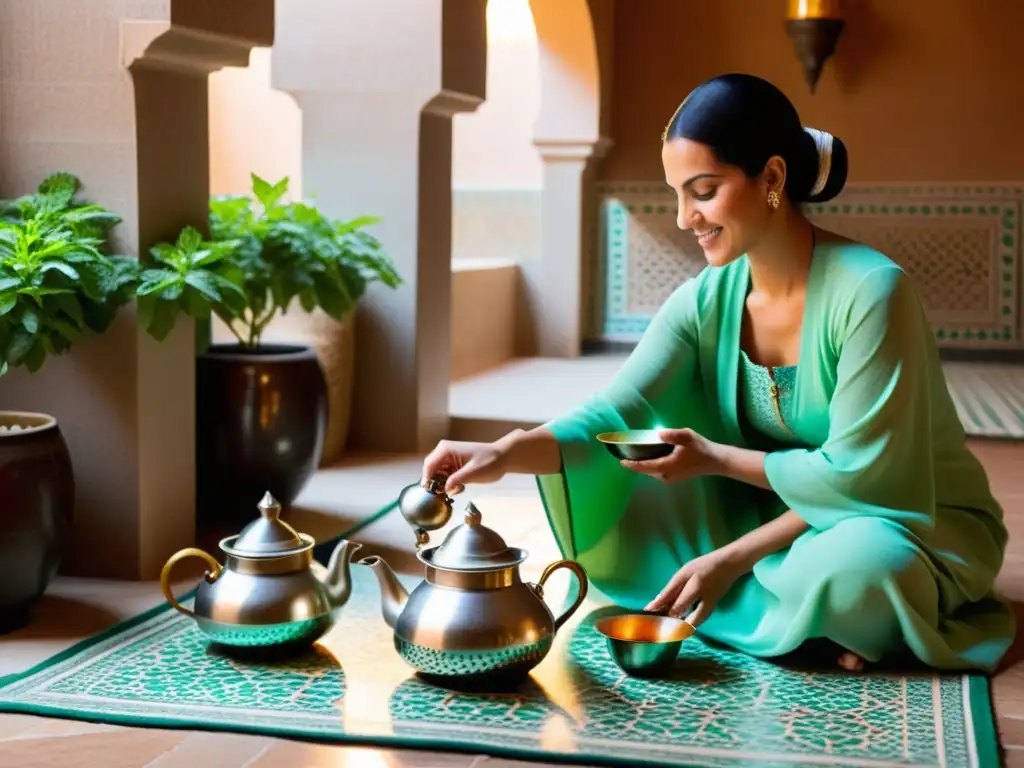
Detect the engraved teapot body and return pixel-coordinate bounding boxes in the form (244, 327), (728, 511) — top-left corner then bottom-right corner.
(360, 482), (588, 686)
(160, 492), (360, 650)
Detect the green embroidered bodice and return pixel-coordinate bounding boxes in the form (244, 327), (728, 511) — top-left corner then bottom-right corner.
(738, 349), (800, 448)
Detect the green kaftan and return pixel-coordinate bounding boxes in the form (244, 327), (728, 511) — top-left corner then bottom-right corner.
(537, 242), (1015, 671)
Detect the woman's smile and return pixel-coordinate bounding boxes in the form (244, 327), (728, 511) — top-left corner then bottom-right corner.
(695, 226), (723, 247)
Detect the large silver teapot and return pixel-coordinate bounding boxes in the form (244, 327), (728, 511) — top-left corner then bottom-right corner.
(160, 491), (360, 650)
(358, 477), (588, 687)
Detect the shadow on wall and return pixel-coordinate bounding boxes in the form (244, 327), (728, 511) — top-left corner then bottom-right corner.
(829, 0), (897, 92)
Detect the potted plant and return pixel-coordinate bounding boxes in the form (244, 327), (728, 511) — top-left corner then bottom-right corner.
(0, 173), (137, 632)
(151, 174), (401, 525)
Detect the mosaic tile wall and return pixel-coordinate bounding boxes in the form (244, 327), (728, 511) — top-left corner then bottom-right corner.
(591, 183), (1023, 349)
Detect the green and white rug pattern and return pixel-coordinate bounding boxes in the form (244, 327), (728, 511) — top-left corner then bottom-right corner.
(0, 567), (1000, 768)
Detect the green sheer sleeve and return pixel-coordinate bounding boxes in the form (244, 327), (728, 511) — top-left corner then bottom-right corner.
(764, 266), (937, 533)
(535, 276), (757, 607)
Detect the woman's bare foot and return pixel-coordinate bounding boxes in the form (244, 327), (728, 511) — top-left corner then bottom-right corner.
(837, 651), (865, 672)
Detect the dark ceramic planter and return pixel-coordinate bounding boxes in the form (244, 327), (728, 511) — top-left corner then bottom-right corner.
(0, 412), (74, 634)
(196, 344), (328, 526)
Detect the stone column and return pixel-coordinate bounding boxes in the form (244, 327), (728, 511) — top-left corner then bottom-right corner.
(273, 0), (486, 455)
(0, 0), (273, 579)
(527, 139), (611, 357)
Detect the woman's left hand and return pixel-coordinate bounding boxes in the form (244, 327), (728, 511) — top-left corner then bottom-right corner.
(645, 549), (744, 627)
(620, 428), (722, 483)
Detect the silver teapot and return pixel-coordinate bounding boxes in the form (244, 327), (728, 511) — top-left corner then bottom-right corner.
(359, 476), (589, 686)
(160, 491), (360, 649)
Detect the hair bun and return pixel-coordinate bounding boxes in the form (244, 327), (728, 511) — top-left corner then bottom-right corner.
(799, 127), (847, 203)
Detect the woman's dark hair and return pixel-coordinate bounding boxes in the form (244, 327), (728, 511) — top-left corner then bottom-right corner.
(663, 73), (847, 204)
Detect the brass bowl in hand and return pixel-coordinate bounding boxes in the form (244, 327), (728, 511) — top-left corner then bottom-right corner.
(597, 430), (673, 461)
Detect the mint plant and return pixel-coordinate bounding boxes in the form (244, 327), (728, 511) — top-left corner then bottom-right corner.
(0, 171), (401, 374)
(135, 226), (246, 342)
(0, 173), (137, 375)
(205, 174), (401, 347)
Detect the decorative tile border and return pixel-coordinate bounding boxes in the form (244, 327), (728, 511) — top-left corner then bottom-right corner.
(591, 183), (1023, 349)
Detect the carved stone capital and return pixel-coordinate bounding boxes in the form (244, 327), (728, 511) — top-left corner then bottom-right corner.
(534, 136), (613, 164)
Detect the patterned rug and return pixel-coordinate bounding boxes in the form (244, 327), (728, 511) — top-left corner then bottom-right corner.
(0, 555), (1000, 767)
(944, 361), (1024, 439)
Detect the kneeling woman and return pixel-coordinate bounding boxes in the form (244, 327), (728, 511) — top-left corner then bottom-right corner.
(421, 74), (1015, 673)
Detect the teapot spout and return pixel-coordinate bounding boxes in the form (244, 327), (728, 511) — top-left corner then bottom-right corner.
(357, 555), (408, 630)
(321, 538), (362, 607)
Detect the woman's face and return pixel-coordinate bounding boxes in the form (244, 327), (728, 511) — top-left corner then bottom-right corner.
(661, 138), (775, 267)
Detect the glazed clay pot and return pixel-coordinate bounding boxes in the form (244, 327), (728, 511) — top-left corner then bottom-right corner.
(0, 411), (75, 634)
(196, 344), (328, 526)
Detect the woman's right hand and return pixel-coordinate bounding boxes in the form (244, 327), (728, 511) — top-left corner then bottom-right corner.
(421, 439), (511, 494)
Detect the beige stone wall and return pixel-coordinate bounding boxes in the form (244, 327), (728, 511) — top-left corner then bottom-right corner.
(0, 0), (272, 579)
(208, 48), (303, 199)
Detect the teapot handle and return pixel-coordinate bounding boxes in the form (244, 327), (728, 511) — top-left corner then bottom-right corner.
(159, 548), (223, 617)
(536, 559), (589, 631)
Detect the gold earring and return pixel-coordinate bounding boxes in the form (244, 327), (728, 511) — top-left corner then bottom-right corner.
(767, 190), (781, 210)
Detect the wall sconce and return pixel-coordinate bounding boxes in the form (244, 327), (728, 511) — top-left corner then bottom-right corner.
(786, 0), (846, 93)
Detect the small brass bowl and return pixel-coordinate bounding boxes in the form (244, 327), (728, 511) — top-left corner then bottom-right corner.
(596, 430), (673, 461)
(595, 613), (695, 678)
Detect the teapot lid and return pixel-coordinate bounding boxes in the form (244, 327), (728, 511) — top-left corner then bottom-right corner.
(225, 492), (309, 557)
(423, 501), (527, 571)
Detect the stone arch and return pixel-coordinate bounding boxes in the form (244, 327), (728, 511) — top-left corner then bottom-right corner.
(529, 0), (604, 144)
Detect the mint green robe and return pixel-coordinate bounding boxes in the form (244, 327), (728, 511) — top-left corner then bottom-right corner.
(537, 242), (1015, 672)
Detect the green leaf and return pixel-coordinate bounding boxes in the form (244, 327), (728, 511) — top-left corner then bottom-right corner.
(209, 272), (246, 305)
(23, 340), (46, 372)
(177, 225), (203, 254)
(148, 243), (181, 268)
(64, 248), (106, 264)
(139, 268), (175, 283)
(6, 330), (34, 365)
(40, 261), (80, 280)
(38, 172), (80, 198)
(54, 293), (85, 325)
(251, 174), (288, 210)
(183, 270), (222, 302)
(63, 207), (122, 238)
(161, 281), (184, 302)
(0, 171), (133, 372)
(312, 273), (354, 319)
(36, 172), (79, 212)
(49, 317), (81, 342)
(335, 215), (382, 235)
(184, 285), (212, 320)
(299, 287), (317, 313)
(20, 306), (40, 333)
(136, 293), (157, 336)
(136, 271), (181, 298)
(140, 296), (179, 341)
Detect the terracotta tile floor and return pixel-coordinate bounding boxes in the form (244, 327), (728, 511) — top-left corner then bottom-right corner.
(2, 440), (1024, 767)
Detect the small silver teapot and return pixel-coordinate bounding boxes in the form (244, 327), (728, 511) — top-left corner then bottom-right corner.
(160, 491), (360, 650)
(359, 476), (589, 686)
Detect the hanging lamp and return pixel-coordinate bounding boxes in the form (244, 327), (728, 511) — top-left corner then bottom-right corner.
(786, 0), (846, 93)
